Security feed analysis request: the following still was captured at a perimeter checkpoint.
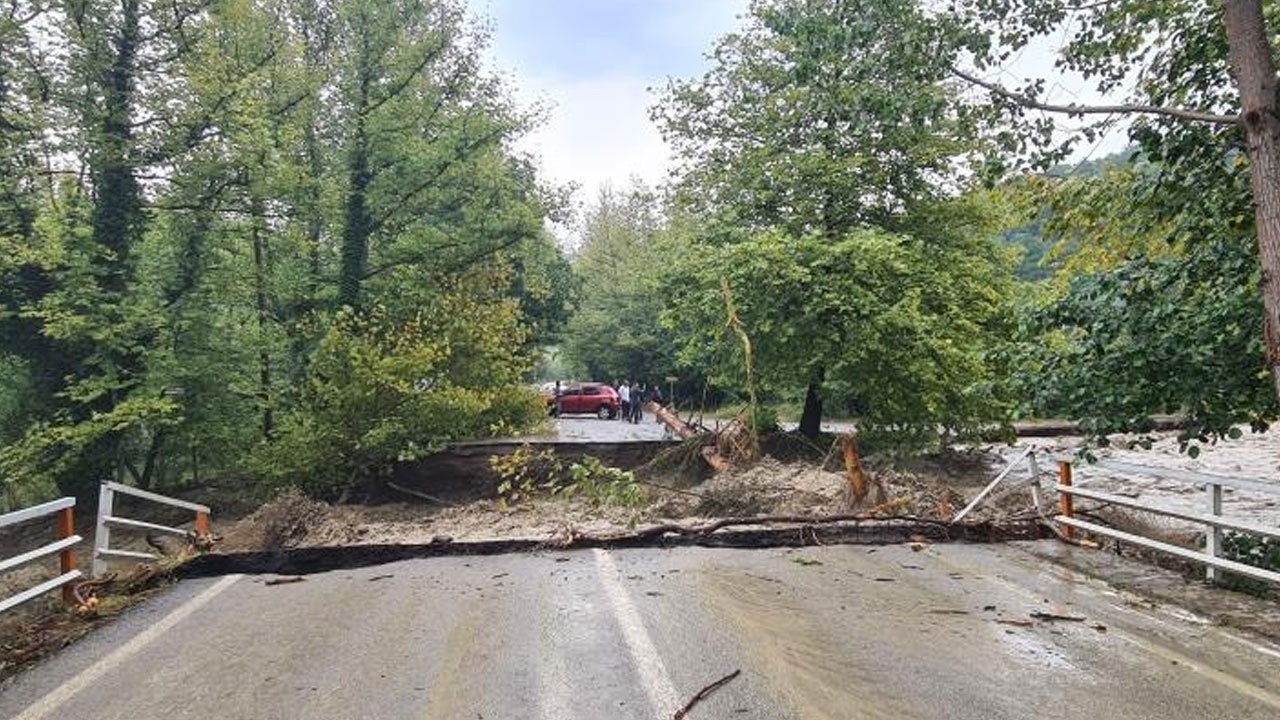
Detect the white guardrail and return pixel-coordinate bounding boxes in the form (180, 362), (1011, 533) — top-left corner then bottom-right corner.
(0, 497), (82, 614)
(93, 481), (211, 577)
(1051, 456), (1280, 585)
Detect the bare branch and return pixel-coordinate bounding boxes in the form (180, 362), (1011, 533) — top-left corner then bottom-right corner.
(951, 68), (1239, 126)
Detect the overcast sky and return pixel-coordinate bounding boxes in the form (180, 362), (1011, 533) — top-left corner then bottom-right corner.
(466, 0), (1128, 212)
(466, 0), (748, 205)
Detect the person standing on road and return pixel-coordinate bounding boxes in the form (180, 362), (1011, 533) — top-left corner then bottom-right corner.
(618, 380), (631, 421)
(630, 383), (645, 423)
(649, 383), (663, 422)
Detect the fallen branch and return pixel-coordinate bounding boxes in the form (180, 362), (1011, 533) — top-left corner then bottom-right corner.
(265, 576), (306, 586)
(674, 669), (741, 719)
(579, 512), (957, 545)
(386, 480), (458, 507)
(1030, 611), (1086, 622)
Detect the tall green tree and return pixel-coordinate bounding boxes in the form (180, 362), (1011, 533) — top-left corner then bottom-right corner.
(562, 183), (679, 384)
(0, 0), (561, 503)
(655, 0), (1002, 438)
(955, 0), (1280, 427)
(330, 0), (534, 309)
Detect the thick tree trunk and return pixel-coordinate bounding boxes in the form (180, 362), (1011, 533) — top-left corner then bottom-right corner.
(1223, 1), (1280, 402)
(84, 1), (143, 489)
(304, 121), (325, 293)
(92, 0), (142, 296)
(338, 123), (370, 309)
(338, 34), (373, 310)
(250, 194), (274, 440)
(798, 369), (824, 438)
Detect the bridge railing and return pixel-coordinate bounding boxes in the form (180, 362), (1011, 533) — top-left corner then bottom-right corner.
(1054, 457), (1280, 585)
(0, 498), (82, 614)
(93, 482), (210, 577)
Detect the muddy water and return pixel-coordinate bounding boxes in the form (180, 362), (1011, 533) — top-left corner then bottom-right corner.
(698, 568), (912, 719)
(996, 430), (1280, 528)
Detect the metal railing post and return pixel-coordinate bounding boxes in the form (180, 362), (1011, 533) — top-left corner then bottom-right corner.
(1058, 461), (1074, 541)
(56, 505), (77, 604)
(1206, 482), (1223, 583)
(1028, 451), (1045, 514)
(93, 483), (114, 578)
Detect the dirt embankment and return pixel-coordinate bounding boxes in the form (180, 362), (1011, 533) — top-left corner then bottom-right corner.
(215, 448), (1033, 553)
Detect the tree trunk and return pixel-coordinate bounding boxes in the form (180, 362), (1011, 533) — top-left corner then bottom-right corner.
(92, 0), (142, 297)
(338, 33), (373, 309)
(798, 369), (824, 438)
(304, 120), (325, 294)
(338, 120), (370, 308)
(250, 193), (274, 440)
(1223, 0), (1280, 402)
(90, 1), (143, 485)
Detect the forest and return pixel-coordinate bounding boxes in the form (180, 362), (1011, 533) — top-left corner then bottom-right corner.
(3, 0), (1278, 508)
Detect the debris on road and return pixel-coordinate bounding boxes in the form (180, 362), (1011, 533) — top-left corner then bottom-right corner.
(673, 668), (742, 719)
(1030, 611), (1087, 622)
(264, 576), (306, 587)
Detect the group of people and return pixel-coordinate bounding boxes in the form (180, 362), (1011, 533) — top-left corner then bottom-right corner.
(615, 380), (660, 424)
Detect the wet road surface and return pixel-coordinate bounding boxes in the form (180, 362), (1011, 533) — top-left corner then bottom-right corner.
(3, 542), (1279, 719)
(539, 416), (672, 443)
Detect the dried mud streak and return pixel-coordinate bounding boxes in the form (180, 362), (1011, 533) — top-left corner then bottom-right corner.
(177, 521), (1049, 578)
(420, 600), (493, 720)
(699, 568), (912, 719)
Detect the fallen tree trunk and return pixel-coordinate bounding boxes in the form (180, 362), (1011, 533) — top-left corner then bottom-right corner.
(180, 515), (1050, 578)
(651, 402), (731, 472)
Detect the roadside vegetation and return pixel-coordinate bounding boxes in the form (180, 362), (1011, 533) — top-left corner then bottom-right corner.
(3, 0), (1280, 510)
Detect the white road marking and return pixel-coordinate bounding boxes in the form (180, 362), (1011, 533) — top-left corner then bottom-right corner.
(12, 573), (243, 720)
(593, 549), (681, 714)
(1222, 631), (1280, 661)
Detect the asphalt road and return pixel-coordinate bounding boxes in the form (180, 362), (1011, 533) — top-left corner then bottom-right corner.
(541, 416), (672, 443)
(3, 543), (1280, 719)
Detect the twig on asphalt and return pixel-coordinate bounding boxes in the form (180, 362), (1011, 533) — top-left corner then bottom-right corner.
(1030, 611), (1086, 622)
(265, 576), (306, 586)
(673, 669), (742, 719)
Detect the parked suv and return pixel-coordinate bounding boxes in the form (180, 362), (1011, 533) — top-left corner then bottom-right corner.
(547, 383), (619, 419)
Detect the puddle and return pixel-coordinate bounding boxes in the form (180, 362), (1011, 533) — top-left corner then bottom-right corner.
(996, 629), (1078, 671)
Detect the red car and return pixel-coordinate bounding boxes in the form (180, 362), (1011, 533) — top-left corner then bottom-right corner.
(547, 383), (620, 419)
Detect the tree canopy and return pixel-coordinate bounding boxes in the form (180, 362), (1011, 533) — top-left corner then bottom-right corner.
(0, 0), (566, 506)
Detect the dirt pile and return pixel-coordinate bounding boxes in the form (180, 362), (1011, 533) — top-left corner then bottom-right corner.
(218, 488), (334, 552)
(650, 454), (1008, 521)
(660, 456), (846, 516)
(211, 453), (1036, 554)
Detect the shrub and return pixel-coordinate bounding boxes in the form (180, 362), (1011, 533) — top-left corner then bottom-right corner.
(254, 298), (543, 500)
(491, 447), (645, 508)
(1215, 531), (1280, 597)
